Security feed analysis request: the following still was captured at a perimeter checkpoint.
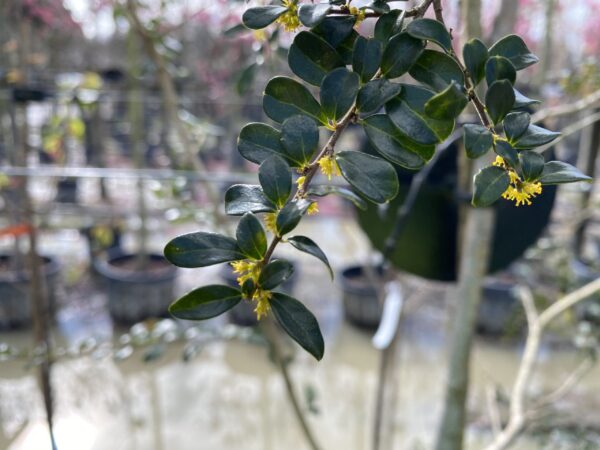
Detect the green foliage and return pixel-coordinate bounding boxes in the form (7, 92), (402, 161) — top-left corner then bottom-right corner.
(164, 1), (592, 360)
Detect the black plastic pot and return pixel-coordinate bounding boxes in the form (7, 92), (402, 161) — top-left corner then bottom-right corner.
(219, 259), (297, 327)
(339, 265), (384, 330)
(0, 255), (60, 329)
(93, 251), (177, 324)
(55, 178), (78, 203)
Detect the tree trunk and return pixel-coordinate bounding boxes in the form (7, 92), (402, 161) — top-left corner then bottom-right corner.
(435, 2), (496, 449)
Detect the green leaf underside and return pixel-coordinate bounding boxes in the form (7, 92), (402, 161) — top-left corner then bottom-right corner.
(270, 292), (325, 360)
(352, 36), (383, 83)
(374, 10), (403, 43)
(485, 80), (515, 125)
(367, 0), (390, 14)
(242, 6), (287, 29)
(288, 31), (345, 86)
(504, 111), (531, 143)
(409, 49), (465, 92)
(356, 79), (402, 116)
(495, 141), (519, 169)
(513, 124), (560, 149)
(513, 88), (540, 109)
(276, 199), (312, 235)
(362, 114), (432, 169)
(424, 81), (468, 120)
(263, 77), (326, 125)
(313, 16), (356, 48)
(489, 34), (539, 70)
(463, 38), (488, 85)
(225, 184), (276, 216)
(280, 115), (319, 167)
(258, 259), (294, 290)
(288, 236), (333, 279)
(320, 67), (360, 122)
(236, 213), (267, 260)
(464, 124), (493, 159)
(485, 56), (516, 86)
(259, 155), (292, 208)
(238, 122), (286, 165)
(164, 232), (244, 268)
(307, 185), (368, 210)
(539, 161), (592, 185)
(472, 166), (510, 207)
(406, 18), (452, 52)
(386, 84), (454, 144)
(336, 151), (399, 203)
(381, 33), (425, 79)
(169, 285), (242, 320)
(519, 150), (545, 181)
(335, 29), (359, 65)
(298, 4), (331, 27)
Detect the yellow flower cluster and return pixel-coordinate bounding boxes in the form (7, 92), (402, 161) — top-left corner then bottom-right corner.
(264, 212), (278, 235)
(253, 289), (272, 319)
(296, 175), (306, 191)
(277, 0), (301, 32)
(307, 202), (319, 215)
(231, 260), (261, 285)
(493, 156), (543, 207)
(318, 155), (341, 181)
(349, 6), (366, 26)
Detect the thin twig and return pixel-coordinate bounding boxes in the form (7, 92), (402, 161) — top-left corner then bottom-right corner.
(536, 111), (600, 154)
(531, 88), (600, 124)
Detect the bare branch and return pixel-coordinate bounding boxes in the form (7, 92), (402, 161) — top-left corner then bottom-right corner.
(532, 88), (600, 124)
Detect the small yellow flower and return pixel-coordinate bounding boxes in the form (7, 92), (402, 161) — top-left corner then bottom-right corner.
(318, 155), (341, 181)
(264, 212), (278, 235)
(501, 179), (543, 207)
(276, 0), (301, 32)
(231, 260), (261, 286)
(307, 202), (319, 215)
(492, 155), (506, 168)
(253, 289), (272, 320)
(252, 29), (267, 42)
(349, 6), (366, 26)
(296, 175), (306, 191)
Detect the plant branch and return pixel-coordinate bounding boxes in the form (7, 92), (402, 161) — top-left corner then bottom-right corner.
(261, 317), (322, 450)
(329, 0), (434, 18)
(531, 88), (600, 124)
(484, 278), (600, 450)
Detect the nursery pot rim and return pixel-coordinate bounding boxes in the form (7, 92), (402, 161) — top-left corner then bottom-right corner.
(93, 250), (177, 283)
(0, 254), (60, 283)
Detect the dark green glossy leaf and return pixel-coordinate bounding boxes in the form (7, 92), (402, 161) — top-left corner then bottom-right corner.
(409, 49), (465, 91)
(258, 259), (294, 290)
(356, 79), (402, 117)
(238, 122), (285, 164)
(381, 33), (425, 79)
(362, 114), (432, 169)
(276, 199), (312, 235)
(424, 81), (468, 120)
(263, 77), (326, 125)
(242, 6), (287, 29)
(307, 185), (368, 210)
(169, 285), (242, 320)
(485, 80), (515, 125)
(164, 232), (244, 268)
(235, 63), (258, 95)
(518, 150), (545, 181)
(288, 31), (345, 86)
(494, 140), (519, 169)
(366, 0), (390, 14)
(463, 38), (488, 85)
(336, 151), (399, 203)
(313, 16), (356, 47)
(320, 67), (360, 122)
(386, 84), (455, 144)
(236, 213), (267, 260)
(374, 10), (403, 42)
(485, 55), (516, 86)
(241, 279), (256, 299)
(513, 88), (540, 109)
(225, 184), (276, 216)
(513, 124), (560, 149)
(489, 34), (539, 70)
(464, 124), (493, 159)
(472, 165), (510, 207)
(280, 115), (319, 167)
(298, 4), (331, 27)
(503, 111), (530, 143)
(288, 236), (333, 279)
(352, 36), (383, 83)
(271, 293), (324, 361)
(539, 161), (592, 185)
(335, 29), (359, 65)
(406, 18), (452, 52)
(259, 155), (292, 208)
